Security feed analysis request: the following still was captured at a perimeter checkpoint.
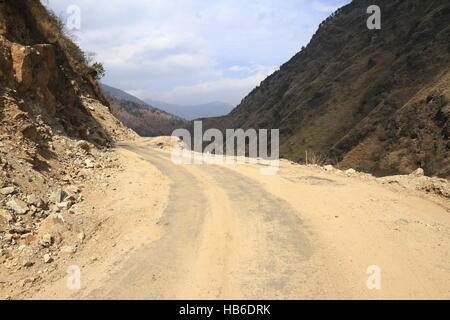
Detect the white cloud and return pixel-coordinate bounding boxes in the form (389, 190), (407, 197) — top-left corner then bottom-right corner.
(138, 65), (276, 105)
(46, 0), (348, 105)
(229, 65), (250, 72)
(311, 1), (343, 13)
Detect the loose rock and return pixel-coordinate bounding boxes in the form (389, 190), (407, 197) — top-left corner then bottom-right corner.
(41, 233), (53, 246)
(60, 246), (76, 254)
(50, 188), (67, 204)
(23, 260), (34, 268)
(43, 254), (52, 263)
(0, 186), (15, 195)
(0, 209), (14, 222)
(26, 194), (44, 208)
(77, 232), (85, 241)
(7, 197), (28, 215)
(412, 168), (425, 177)
(84, 159), (95, 168)
(57, 201), (71, 210)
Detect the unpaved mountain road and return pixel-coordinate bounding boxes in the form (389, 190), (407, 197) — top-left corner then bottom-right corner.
(31, 139), (450, 299)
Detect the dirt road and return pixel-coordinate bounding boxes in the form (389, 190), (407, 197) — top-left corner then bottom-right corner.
(31, 139), (450, 299)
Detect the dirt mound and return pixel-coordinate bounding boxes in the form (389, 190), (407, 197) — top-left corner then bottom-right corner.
(135, 136), (186, 150)
(379, 174), (450, 199)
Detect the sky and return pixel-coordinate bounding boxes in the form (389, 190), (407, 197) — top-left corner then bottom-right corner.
(45, 0), (346, 106)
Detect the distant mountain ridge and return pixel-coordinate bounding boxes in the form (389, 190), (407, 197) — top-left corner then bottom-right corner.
(101, 84), (187, 137)
(144, 99), (234, 121)
(101, 84), (234, 120)
(101, 83), (148, 105)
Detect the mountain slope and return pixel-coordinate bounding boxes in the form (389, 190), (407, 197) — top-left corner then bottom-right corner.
(101, 85), (187, 137)
(144, 99), (234, 120)
(198, 0), (450, 177)
(0, 0), (135, 287)
(100, 83), (148, 105)
(0, 0), (134, 175)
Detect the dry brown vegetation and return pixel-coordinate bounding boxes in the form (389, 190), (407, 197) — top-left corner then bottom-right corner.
(195, 0), (450, 178)
(109, 97), (187, 137)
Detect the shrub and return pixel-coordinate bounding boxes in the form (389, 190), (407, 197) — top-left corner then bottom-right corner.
(44, 4), (106, 77)
(47, 8), (65, 34)
(305, 151), (327, 166)
(92, 62), (106, 80)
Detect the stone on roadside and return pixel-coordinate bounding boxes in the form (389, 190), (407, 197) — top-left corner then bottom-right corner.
(412, 168), (424, 177)
(60, 246), (76, 254)
(77, 232), (85, 241)
(7, 197), (28, 215)
(26, 194), (44, 208)
(346, 168), (356, 175)
(84, 159), (94, 168)
(43, 254), (52, 263)
(324, 165), (334, 171)
(50, 188), (67, 204)
(41, 233), (53, 246)
(0, 209), (14, 222)
(57, 201), (71, 210)
(38, 216), (67, 243)
(0, 186), (15, 195)
(23, 260), (34, 268)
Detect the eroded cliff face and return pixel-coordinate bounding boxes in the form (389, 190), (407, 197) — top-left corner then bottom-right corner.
(0, 0), (135, 171)
(196, 0), (450, 177)
(0, 0), (133, 141)
(0, 0), (135, 255)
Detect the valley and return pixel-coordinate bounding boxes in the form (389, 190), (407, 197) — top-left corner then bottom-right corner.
(0, 0), (448, 302)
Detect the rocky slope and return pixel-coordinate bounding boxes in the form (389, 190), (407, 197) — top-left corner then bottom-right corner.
(101, 85), (187, 137)
(0, 0), (135, 293)
(197, 0), (450, 178)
